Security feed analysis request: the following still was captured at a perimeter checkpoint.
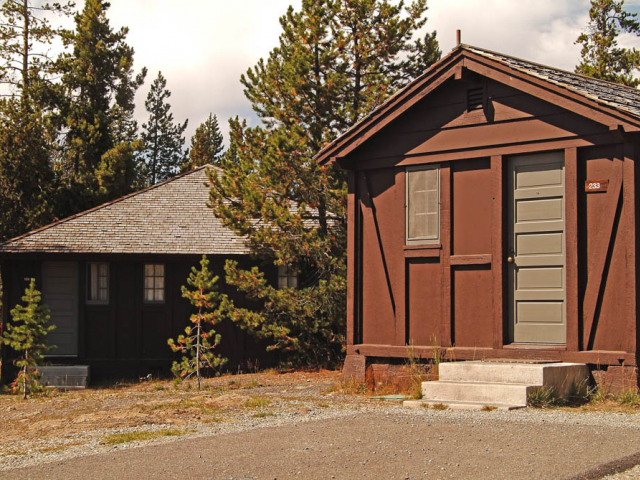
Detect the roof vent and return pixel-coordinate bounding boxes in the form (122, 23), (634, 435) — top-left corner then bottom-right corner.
(467, 87), (484, 112)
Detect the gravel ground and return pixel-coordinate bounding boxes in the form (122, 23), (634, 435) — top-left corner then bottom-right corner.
(2, 371), (640, 479)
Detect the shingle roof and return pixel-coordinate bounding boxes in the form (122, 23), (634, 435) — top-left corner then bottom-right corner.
(466, 45), (640, 119)
(0, 166), (250, 255)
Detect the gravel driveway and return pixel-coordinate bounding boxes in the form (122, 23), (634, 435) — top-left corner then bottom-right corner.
(7, 407), (640, 480)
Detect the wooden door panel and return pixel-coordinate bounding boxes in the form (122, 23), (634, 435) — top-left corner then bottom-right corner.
(508, 152), (566, 344)
(42, 261), (79, 356)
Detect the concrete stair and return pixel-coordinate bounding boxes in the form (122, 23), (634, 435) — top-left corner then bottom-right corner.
(404, 361), (589, 410)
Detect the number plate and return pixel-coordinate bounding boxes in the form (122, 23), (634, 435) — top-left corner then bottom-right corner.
(585, 180), (608, 193)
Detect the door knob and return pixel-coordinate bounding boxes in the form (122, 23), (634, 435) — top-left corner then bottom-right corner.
(507, 256), (514, 263)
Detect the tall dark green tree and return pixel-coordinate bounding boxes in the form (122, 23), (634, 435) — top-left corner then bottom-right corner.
(181, 113), (224, 171)
(141, 71), (188, 184)
(0, 0), (74, 106)
(210, 0), (440, 366)
(55, 0), (146, 213)
(576, 0), (640, 86)
(0, 98), (55, 242)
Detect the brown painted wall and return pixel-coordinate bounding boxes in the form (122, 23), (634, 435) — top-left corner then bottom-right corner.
(346, 73), (638, 366)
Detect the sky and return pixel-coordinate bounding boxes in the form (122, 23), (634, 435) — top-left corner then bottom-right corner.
(68, 1), (640, 144)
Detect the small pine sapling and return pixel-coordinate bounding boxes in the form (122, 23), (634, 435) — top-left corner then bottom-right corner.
(168, 255), (227, 389)
(2, 279), (54, 399)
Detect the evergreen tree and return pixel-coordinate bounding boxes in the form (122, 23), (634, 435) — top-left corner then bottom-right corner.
(182, 113), (224, 171)
(2, 279), (54, 399)
(141, 71), (188, 184)
(168, 255), (227, 390)
(576, 0), (640, 87)
(0, 98), (55, 242)
(55, 0), (146, 214)
(210, 0), (440, 366)
(0, 0), (74, 106)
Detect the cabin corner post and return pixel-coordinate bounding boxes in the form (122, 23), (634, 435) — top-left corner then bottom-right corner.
(344, 170), (364, 382)
(440, 164), (452, 347)
(394, 168), (407, 347)
(565, 147), (579, 352)
(623, 141), (637, 357)
(490, 155), (504, 349)
(346, 171), (357, 349)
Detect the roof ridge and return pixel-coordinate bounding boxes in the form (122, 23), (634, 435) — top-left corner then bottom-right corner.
(0, 165), (216, 248)
(463, 44), (640, 93)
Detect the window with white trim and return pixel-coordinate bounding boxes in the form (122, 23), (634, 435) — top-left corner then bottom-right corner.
(277, 265), (298, 289)
(144, 264), (165, 303)
(406, 165), (440, 245)
(87, 263), (109, 304)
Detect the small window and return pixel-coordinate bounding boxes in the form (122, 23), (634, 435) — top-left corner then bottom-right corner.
(87, 263), (109, 304)
(406, 165), (440, 245)
(144, 264), (165, 303)
(277, 265), (298, 289)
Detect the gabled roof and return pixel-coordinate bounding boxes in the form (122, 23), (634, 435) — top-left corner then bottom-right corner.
(467, 45), (640, 118)
(0, 167), (249, 255)
(315, 44), (640, 164)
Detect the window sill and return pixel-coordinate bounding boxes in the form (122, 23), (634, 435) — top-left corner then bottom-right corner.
(404, 244), (442, 251)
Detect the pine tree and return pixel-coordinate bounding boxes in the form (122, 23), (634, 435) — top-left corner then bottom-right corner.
(576, 0), (640, 87)
(182, 113), (224, 172)
(0, 98), (55, 242)
(209, 0), (440, 367)
(141, 71), (188, 184)
(168, 256), (227, 390)
(55, 0), (146, 214)
(0, 0), (74, 106)
(2, 279), (54, 399)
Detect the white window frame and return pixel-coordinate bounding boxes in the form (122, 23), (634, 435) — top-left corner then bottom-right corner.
(144, 263), (165, 304)
(277, 265), (298, 289)
(406, 164), (440, 245)
(87, 262), (109, 304)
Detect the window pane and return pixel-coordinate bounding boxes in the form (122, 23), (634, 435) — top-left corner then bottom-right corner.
(145, 277), (154, 289)
(278, 276), (287, 289)
(154, 277), (163, 289)
(155, 264), (164, 277)
(144, 289), (154, 301)
(99, 287), (108, 302)
(155, 288), (165, 302)
(99, 263), (108, 277)
(288, 275), (298, 289)
(145, 264), (154, 277)
(407, 167), (439, 242)
(90, 264), (98, 301)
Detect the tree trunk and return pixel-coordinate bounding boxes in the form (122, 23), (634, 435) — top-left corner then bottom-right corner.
(22, 0), (29, 100)
(196, 314), (201, 391)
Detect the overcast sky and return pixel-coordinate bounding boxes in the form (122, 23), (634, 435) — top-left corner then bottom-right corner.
(92, 0), (640, 143)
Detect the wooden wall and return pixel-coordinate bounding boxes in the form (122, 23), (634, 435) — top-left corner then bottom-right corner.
(347, 72), (638, 365)
(1, 255), (274, 379)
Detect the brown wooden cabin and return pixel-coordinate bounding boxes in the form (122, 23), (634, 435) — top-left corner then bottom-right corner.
(316, 44), (640, 386)
(0, 167), (279, 380)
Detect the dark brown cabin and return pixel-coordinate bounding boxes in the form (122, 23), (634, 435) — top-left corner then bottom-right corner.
(0, 167), (280, 379)
(316, 45), (640, 385)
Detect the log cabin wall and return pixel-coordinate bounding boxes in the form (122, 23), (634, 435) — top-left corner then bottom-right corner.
(344, 71), (639, 370)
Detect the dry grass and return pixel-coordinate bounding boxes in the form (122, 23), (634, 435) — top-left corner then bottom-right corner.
(481, 405), (497, 412)
(244, 396), (272, 408)
(431, 403), (448, 410)
(103, 428), (188, 446)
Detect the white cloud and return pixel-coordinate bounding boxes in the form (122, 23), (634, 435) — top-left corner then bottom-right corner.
(14, 1), (640, 145)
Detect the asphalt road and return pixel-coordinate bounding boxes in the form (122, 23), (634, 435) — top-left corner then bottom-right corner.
(9, 411), (640, 479)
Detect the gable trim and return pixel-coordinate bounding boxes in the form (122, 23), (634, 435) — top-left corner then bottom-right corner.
(316, 45), (640, 166)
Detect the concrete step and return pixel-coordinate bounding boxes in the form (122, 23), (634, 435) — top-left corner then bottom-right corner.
(404, 399), (525, 411)
(438, 362), (589, 394)
(421, 380), (535, 406)
(37, 365), (90, 389)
